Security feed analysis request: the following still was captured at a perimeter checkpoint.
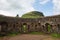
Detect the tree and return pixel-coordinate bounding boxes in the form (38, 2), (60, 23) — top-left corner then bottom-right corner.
(16, 14), (19, 17)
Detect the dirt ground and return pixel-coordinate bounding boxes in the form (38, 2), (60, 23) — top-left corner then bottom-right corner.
(0, 34), (60, 40)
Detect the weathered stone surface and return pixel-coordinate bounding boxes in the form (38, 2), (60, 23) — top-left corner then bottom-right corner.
(0, 15), (60, 35)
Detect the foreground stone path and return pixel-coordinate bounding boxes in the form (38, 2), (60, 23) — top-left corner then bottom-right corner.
(0, 34), (60, 40)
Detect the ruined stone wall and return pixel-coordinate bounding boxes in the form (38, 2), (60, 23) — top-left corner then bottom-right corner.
(0, 15), (60, 35)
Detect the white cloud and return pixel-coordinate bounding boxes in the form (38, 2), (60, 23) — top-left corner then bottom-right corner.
(0, 10), (13, 16)
(18, 0), (35, 15)
(53, 0), (60, 15)
(0, 0), (35, 17)
(39, 0), (50, 5)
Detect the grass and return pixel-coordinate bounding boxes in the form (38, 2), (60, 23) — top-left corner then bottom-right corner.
(7, 32), (20, 36)
(51, 33), (60, 38)
(0, 31), (60, 38)
(29, 32), (60, 38)
(0, 32), (20, 37)
(29, 32), (44, 35)
(0, 34), (5, 37)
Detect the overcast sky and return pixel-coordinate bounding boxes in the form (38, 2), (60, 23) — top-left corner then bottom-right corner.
(0, 0), (60, 17)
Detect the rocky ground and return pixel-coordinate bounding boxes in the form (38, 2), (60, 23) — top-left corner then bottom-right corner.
(0, 34), (60, 40)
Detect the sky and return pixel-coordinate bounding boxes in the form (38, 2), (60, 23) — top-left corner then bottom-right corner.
(0, 0), (60, 17)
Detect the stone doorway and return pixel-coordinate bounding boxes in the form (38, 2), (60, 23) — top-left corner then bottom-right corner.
(0, 21), (8, 32)
(45, 23), (51, 33)
(57, 24), (60, 33)
(21, 23), (28, 33)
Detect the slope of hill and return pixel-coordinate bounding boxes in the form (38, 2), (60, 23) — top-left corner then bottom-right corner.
(21, 11), (44, 18)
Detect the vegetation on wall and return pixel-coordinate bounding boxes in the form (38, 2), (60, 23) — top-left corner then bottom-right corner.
(23, 25), (27, 33)
(48, 25), (51, 32)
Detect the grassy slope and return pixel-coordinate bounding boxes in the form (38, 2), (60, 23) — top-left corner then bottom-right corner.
(21, 11), (44, 18)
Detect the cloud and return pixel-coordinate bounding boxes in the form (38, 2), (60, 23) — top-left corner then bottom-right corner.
(0, 0), (35, 17)
(39, 0), (50, 5)
(0, 10), (13, 16)
(53, 0), (60, 15)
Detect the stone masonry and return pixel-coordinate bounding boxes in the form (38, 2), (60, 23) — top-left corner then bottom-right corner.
(0, 15), (60, 35)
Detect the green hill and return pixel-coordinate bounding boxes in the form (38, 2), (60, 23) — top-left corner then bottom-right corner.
(21, 11), (44, 18)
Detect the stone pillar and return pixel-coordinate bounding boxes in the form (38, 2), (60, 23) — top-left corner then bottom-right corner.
(57, 24), (60, 33)
(52, 25), (57, 33)
(7, 23), (10, 33)
(27, 25), (30, 32)
(41, 25), (45, 32)
(0, 25), (1, 32)
(38, 23), (42, 32)
(30, 23), (34, 32)
(19, 24), (21, 32)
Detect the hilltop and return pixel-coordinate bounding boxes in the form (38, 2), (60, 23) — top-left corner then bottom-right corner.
(21, 11), (44, 18)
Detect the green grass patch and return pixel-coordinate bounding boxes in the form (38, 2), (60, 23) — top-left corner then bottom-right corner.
(7, 32), (20, 36)
(0, 34), (5, 37)
(51, 33), (60, 38)
(0, 32), (20, 37)
(29, 32), (44, 35)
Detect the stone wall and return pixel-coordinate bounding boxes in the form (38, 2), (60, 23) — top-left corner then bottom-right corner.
(0, 15), (60, 35)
